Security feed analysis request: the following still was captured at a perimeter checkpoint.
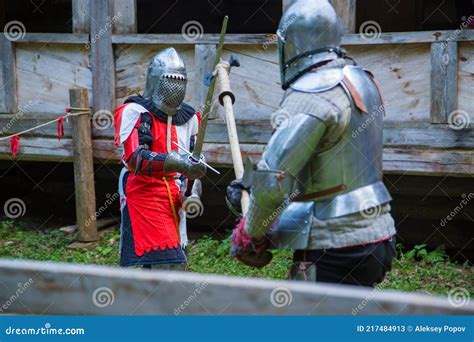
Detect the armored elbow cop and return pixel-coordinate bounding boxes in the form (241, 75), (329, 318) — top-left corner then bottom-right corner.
(163, 150), (207, 180)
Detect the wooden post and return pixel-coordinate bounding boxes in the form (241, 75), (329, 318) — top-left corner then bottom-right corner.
(332, 0), (357, 33)
(282, 0), (296, 12)
(195, 44), (217, 118)
(112, 0), (137, 34)
(69, 88), (98, 242)
(430, 41), (458, 124)
(72, 0), (90, 34)
(90, 0), (115, 116)
(283, 0), (357, 34)
(0, 36), (18, 113)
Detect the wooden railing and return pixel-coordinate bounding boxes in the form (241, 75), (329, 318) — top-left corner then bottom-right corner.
(0, 259), (472, 315)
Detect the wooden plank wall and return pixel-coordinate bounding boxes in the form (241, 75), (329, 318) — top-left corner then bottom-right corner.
(0, 28), (473, 176)
(0, 259), (473, 315)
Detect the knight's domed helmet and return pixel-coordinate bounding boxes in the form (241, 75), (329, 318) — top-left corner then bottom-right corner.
(143, 48), (187, 115)
(277, 0), (343, 89)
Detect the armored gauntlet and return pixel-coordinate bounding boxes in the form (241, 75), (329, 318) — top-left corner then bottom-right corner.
(163, 150), (207, 180)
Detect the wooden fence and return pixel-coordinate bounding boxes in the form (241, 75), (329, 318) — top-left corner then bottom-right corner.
(0, 259), (473, 315)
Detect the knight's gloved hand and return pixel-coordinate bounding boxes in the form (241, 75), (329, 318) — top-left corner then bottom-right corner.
(230, 217), (273, 269)
(164, 150), (207, 180)
(226, 179), (249, 217)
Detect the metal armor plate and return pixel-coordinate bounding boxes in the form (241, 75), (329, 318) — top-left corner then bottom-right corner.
(268, 202), (314, 250)
(290, 68), (344, 93)
(301, 64), (392, 220)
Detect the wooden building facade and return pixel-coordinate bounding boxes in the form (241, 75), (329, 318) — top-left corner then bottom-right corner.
(0, 0), (473, 256)
(0, 0), (472, 175)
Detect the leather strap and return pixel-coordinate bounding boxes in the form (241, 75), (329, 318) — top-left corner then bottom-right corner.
(292, 184), (347, 202)
(364, 69), (385, 105)
(342, 75), (368, 114)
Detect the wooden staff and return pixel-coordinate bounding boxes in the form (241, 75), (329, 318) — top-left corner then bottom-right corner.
(215, 55), (250, 215)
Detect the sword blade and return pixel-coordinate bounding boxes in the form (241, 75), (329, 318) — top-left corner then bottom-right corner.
(173, 142), (221, 175)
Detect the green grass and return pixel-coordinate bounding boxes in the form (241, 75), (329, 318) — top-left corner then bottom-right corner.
(0, 220), (472, 296)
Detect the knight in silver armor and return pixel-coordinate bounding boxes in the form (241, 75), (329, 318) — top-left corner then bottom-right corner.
(229, 0), (396, 286)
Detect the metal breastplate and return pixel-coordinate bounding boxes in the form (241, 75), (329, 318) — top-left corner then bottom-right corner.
(301, 65), (392, 220)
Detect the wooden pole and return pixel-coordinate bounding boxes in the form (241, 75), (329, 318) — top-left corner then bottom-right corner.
(0, 36), (18, 113)
(215, 62), (250, 215)
(90, 0), (115, 117)
(332, 0), (357, 33)
(72, 0), (90, 34)
(69, 88), (98, 242)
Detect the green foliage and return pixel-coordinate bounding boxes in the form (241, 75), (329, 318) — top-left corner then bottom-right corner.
(0, 220), (120, 265)
(0, 221), (472, 296)
(381, 244), (473, 296)
(187, 236), (292, 279)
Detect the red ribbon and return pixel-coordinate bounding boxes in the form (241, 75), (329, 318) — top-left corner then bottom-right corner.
(196, 111), (202, 125)
(10, 135), (19, 157)
(57, 115), (64, 141)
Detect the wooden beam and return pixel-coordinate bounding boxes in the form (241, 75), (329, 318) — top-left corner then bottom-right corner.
(69, 88), (98, 242)
(0, 117), (473, 176)
(0, 137), (121, 163)
(112, 0), (137, 34)
(332, 0), (357, 33)
(0, 137), (471, 177)
(383, 148), (473, 177)
(90, 0), (116, 115)
(1, 259), (472, 315)
(15, 33), (89, 44)
(8, 30), (474, 46)
(194, 44), (217, 117)
(111, 30), (474, 45)
(72, 0), (90, 34)
(0, 36), (18, 113)
(430, 41), (458, 124)
(282, 0), (296, 12)
(2, 118), (472, 150)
